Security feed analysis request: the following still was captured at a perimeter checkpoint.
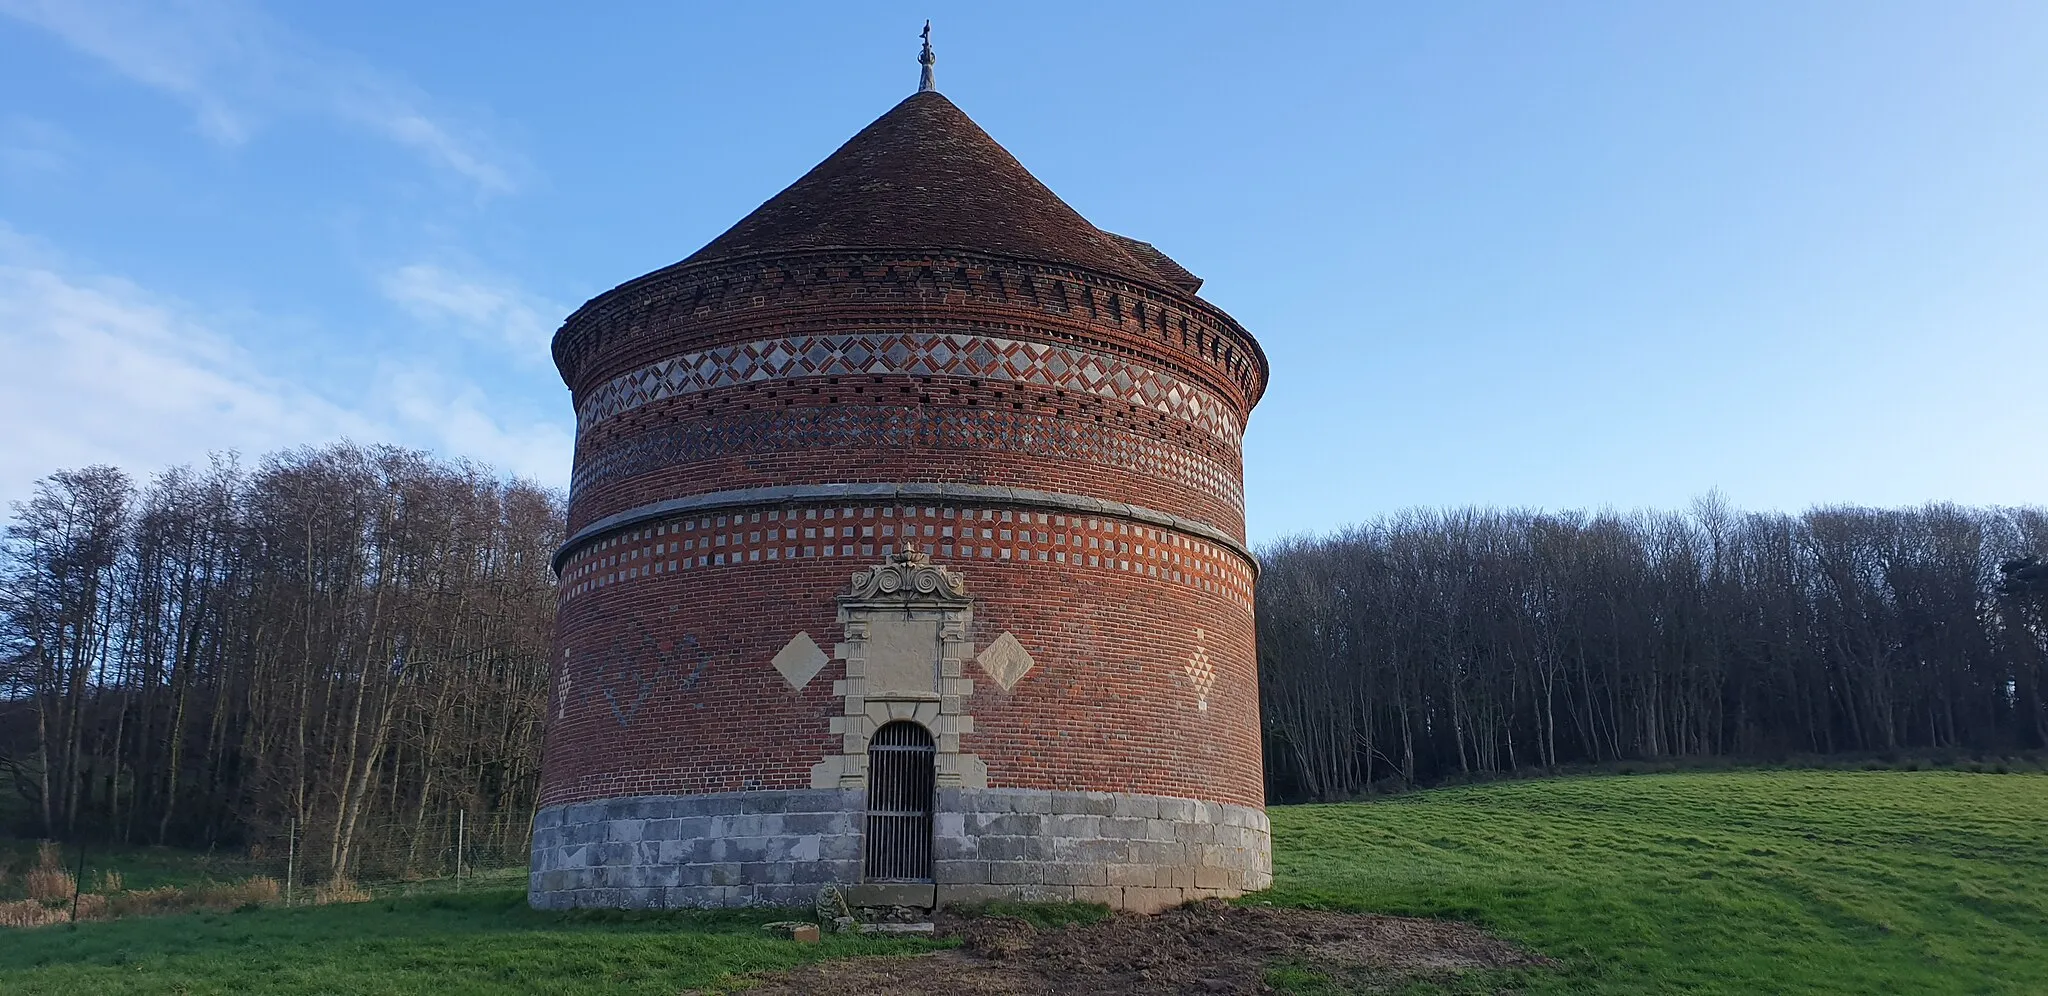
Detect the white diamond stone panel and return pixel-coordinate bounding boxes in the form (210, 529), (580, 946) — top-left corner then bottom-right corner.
(771, 632), (829, 690)
(975, 631), (1036, 692)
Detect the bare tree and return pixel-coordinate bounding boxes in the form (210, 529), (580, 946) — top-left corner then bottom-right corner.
(1258, 502), (2048, 801)
(0, 444), (561, 881)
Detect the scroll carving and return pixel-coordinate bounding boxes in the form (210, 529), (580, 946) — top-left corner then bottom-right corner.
(844, 542), (968, 603)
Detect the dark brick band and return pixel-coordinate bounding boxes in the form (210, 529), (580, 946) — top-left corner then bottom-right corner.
(568, 405), (1243, 513)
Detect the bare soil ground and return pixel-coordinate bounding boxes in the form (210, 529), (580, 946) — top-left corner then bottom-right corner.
(719, 900), (1548, 995)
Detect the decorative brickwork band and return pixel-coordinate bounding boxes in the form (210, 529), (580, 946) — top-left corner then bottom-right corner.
(567, 405), (1245, 512)
(552, 252), (1266, 409)
(573, 332), (1245, 446)
(554, 499), (1258, 613)
(553, 482), (1257, 574)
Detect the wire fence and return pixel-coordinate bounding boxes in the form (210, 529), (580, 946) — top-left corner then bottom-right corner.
(2, 811), (530, 901)
(250, 810), (535, 899)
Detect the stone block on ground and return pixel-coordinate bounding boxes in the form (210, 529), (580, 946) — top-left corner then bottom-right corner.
(859, 921), (936, 935)
(764, 921), (820, 943)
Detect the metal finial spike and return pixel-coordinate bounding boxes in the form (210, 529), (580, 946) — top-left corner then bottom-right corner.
(917, 20), (937, 93)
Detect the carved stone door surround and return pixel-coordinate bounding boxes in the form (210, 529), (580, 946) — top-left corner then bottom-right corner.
(811, 544), (987, 789)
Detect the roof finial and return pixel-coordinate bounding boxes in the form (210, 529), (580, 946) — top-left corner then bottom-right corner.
(917, 20), (937, 93)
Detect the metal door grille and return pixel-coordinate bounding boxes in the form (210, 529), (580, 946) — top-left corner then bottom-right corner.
(864, 721), (935, 882)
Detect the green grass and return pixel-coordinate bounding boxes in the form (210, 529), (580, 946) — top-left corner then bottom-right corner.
(0, 888), (939, 995)
(1263, 769), (2048, 995)
(0, 838), (277, 897)
(938, 897), (1114, 930)
(0, 770), (2043, 994)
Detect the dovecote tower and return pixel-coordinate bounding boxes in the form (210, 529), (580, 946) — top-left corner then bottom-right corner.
(530, 33), (1270, 912)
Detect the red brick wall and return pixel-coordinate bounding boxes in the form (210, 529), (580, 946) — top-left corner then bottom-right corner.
(542, 246), (1268, 814)
(541, 501), (1261, 809)
(566, 386), (1246, 538)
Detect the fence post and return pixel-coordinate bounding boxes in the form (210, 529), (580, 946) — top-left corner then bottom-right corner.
(286, 817), (296, 907)
(456, 810), (465, 892)
(70, 839), (86, 923)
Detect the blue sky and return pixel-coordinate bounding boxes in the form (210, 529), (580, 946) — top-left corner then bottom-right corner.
(1, 2), (2042, 543)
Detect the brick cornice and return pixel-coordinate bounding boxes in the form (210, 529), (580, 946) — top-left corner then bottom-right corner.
(551, 248), (1268, 414)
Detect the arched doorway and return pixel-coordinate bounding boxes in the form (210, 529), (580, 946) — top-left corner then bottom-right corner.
(864, 721), (935, 882)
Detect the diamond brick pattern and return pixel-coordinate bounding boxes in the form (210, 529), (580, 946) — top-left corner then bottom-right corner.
(573, 623), (712, 729)
(576, 332), (1244, 446)
(569, 406), (1244, 514)
(1185, 628), (1217, 712)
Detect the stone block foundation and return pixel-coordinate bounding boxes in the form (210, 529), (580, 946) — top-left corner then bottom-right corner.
(529, 787), (1270, 912)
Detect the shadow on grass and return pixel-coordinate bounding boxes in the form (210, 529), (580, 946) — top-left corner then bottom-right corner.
(0, 886), (942, 996)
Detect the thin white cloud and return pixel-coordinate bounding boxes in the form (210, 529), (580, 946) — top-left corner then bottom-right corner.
(366, 110), (515, 195)
(0, 226), (569, 507)
(0, 232), (372, 500)
(0, 116), (74, 176)
(379, 262), (560, 360)
(0, 0), (520, 193)
(378, 365), (572, 486)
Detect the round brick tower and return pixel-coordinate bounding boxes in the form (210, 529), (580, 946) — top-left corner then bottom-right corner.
(530, 52), (1270, 913)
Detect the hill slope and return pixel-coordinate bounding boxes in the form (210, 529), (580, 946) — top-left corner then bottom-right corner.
(1265, 770), (2048, 994)
(0, 770), (2041, 994)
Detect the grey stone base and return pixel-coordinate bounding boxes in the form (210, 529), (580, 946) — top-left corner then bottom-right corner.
(529, 788), (1270, 913)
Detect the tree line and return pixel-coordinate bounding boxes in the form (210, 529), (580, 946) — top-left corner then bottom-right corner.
(0, 444), (560, 881)
(6, 443), (2044, 855)
(1256, 500), (2048, 802)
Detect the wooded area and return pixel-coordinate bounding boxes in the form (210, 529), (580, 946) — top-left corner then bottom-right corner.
(6, 443), (2045, 859)
(0, 445), (560, 881)
(1257, 501), (2048, 802)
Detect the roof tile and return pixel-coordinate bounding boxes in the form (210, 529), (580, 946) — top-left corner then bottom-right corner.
(681, 92), (1159, 285)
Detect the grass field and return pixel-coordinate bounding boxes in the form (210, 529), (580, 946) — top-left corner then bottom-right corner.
(0, 838), (270, 893)
(0, 890), (935, 995)
(0, 769), (2042, 994)
(1266, 770), (2048, 994)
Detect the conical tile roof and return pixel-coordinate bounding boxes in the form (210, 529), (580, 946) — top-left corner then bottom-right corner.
(680, 91), (1165, 286)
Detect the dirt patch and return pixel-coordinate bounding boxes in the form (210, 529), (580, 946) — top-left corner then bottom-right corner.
(719, 900), (1549, 995)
